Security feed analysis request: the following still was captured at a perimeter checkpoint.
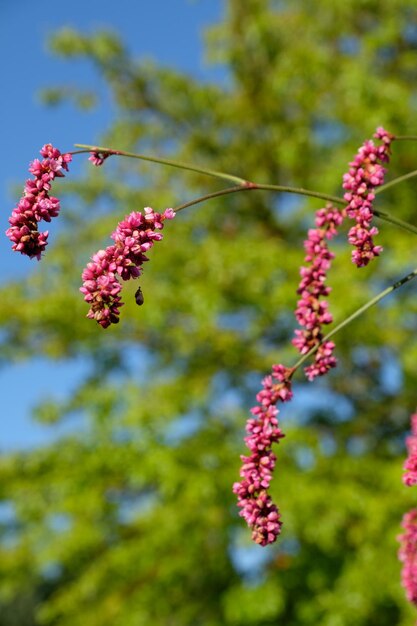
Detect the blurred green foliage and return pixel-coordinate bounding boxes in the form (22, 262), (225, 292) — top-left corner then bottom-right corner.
(2, 0), (417, 624)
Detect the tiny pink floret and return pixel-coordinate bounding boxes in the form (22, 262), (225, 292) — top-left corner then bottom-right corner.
(88, 151), (110, 166)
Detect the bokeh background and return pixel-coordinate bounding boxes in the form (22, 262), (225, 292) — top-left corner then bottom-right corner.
(2, 1), (417, 624)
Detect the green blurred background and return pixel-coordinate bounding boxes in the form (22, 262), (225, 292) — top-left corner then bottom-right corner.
(2, 0), (417, 624)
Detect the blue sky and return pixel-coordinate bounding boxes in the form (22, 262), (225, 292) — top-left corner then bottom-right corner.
(1, 0), (222, 449)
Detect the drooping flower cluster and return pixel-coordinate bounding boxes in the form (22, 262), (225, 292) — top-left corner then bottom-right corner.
(403, 411), (417, 487)
(234, 128), (397, 547)
(398, 411), (417, 616)
(292, 203), (345, 381)
(233, 364), (294, 546)
(80, 207), (175, 328)
(398, 509), (417, 609)
(342, 126), (395, 267)
(6, 144), (72, 259)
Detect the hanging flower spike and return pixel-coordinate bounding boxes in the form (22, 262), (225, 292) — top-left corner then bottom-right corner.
(6, 144), (72, 260)
(403, 411), (417, 487)
(292, 203), (345, 381)
(397, 411), (417, 617)
(343, 127), (395, 268)
(233, 364), (294, 546)
(398, 509), (417, 610)
(80, 207), (175, 328)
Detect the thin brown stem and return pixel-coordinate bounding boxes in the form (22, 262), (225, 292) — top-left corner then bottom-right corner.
(74, 143), (417, 236)
(74, 144), (248, 185)
(174, 183), (344, 212)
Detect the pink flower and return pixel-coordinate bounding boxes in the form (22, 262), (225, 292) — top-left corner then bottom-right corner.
(89, 151), (110, 166)
(342, 127), (395, 267)
(233, 364), (294, 546)
(80, 207), (175, 328)
(292, 203), (345, 381)
(398, 509), (417, 608)
(6, 144), (72, 259)
(403, 412), (417, 487)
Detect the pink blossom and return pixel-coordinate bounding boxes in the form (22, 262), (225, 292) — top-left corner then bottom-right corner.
(403, 412), (417, 487)
(6, 144), (72, 259)
(342, 127), (395, 267)
(398, 509), (417, 608)
(80, 207), (175, 328)
(233, 364), (294, 546)
(292, 203), (345, 381)
(89, 151), (110, 166)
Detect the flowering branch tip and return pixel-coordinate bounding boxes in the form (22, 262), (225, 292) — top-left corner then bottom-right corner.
(80, 207), (175, 328)
(343, 127), (394, 267)
(6, 144), (72, 259)
(233, 365), (293, 546)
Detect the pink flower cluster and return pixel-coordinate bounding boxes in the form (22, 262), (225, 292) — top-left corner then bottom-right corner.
(6, 144), (72, 259)
(292, 203), (345, 381)
(398, 411), (417, 615)
(80, 207), (175, 328)
(398, 509), (417, 608)
(342, 126), (394, 267)
(235, 127), (396, 546)
(403, 412), (417, 487)
(233, 364), (294, 546)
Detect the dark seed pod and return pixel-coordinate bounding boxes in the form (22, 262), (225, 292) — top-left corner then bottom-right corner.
(135, 286), (144, 306)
